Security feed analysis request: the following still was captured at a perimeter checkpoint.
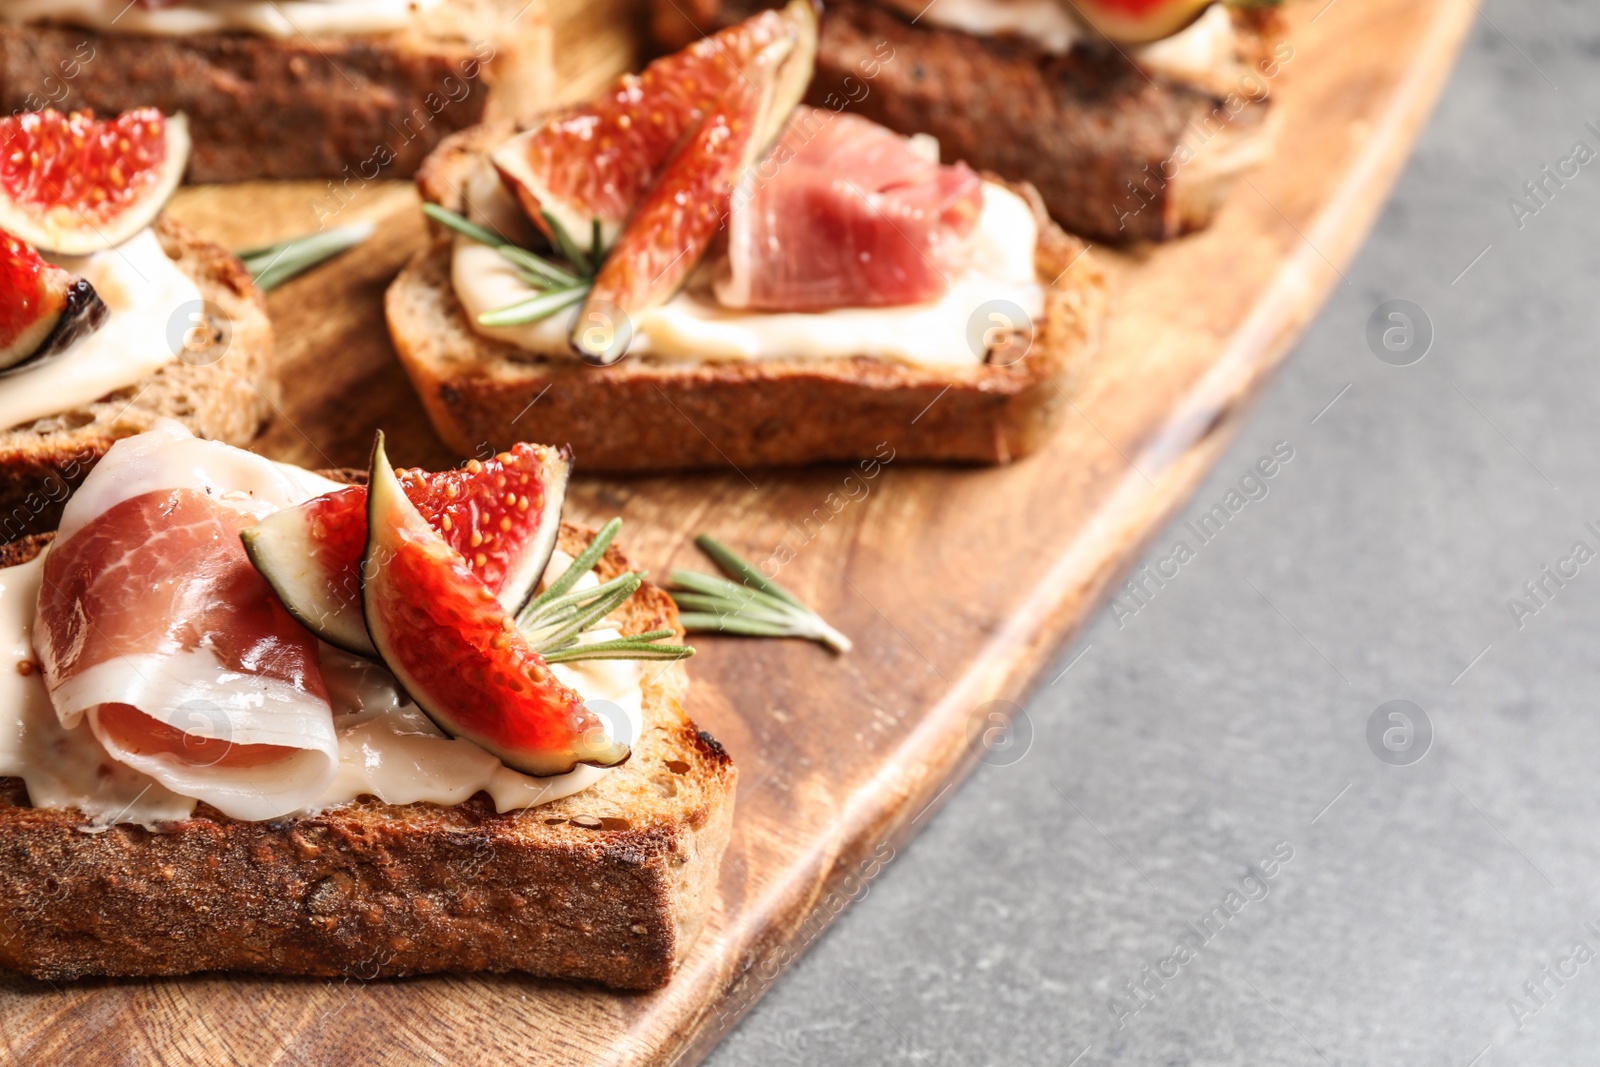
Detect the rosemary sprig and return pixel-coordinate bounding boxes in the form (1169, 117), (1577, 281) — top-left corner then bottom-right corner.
(238, 222), (374, 291)
(524, 572), (643, 648)
(521, 518), (622, 620)
(423, 203), (582, 287)
(542, 209), (592, 278)
(543, 630), (680, 664)
(669, 534), (853, 654)
(424, 203), (595, 326)
(478, 286), (587, 327)
(518, 518), (693, 665)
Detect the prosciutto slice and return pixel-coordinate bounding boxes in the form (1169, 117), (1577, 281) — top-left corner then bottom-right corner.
(34, 423), (343, 821)
(717, 109), (984, 311)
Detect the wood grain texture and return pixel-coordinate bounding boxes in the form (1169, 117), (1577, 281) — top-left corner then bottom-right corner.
(0, 0), (1474, 1062)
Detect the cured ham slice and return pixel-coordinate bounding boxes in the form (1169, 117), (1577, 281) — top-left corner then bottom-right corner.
(717, 109), (984, 311)
(0, 552), (197, 828)
(35, 423), (343, 821)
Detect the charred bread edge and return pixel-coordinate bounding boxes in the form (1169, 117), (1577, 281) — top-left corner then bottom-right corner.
(390, 121), (1109, 471)
(0, 0), (551, 183)
(0, 521), (736, 990)
(0, 215), (275, 543)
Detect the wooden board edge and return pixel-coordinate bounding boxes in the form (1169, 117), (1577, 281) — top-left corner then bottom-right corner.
(640, 1), (1480, 1063)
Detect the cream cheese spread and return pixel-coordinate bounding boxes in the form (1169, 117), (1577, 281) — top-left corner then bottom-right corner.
(0, 227), (201, 433)
(1133, 4), (1240, 85)
(451, 180), (1045, 368)
(904, 0), (1236, 81)
(896, 0), (1078, 54)
(1, 0), (446, 38)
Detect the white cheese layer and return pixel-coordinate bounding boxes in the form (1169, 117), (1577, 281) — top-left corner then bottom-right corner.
(0, 228), (200, 433)
(1133, 4), (1239, 85)
(452, 180), (1045, 368)
(1, 0), (445, 38)
(903, 0), (1235, 81)
(898, 0), (1078, 54)
(0, 525), (643, 829)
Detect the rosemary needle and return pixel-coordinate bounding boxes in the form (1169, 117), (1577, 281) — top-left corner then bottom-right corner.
(239, 222), (375, 291)
(542, 210), (593, 278)
(423, 203), (583, 288)
(477, 286), (587, 328)
(520, 518), (622, 622)
(669, 535), (853, 654)
(423, 202), (595, 325)
(518, 519), (693, 665)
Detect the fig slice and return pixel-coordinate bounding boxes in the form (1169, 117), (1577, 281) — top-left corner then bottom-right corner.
(1068, 0), (1223, 45)
(361, 433), (629, 777)
(0, 108), (190, 255)
(0, 229), (108, 373)
(569, 35), (803, 364)
(241, 443), (570, 657)
(490, 0), (818, 257)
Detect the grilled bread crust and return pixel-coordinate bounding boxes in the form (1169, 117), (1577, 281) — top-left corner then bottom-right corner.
(0, 523), (736, 990)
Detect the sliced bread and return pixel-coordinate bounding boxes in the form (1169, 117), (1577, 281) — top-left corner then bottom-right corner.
(0, 521), (736, 990)
(0, 216), (275, 541)
(388, 123), (1109, 472)
(0, 0), (551, 182)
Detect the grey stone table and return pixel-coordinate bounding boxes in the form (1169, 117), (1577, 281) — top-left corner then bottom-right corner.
(705, 3), (1600, 1065)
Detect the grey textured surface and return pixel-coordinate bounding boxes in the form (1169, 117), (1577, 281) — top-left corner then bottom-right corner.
(704, 4), (1600, 1066)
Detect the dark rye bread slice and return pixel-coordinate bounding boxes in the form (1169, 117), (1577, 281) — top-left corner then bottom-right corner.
(0, 215), (274, 543)
(389, 122), (1108, 472)
(648, 0), (1284, 243)
(0, 522), (736, 990)
(0, 0), (549, 182)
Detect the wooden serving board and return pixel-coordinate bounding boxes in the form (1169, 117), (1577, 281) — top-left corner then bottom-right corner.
(0, 0), (1475, 1063)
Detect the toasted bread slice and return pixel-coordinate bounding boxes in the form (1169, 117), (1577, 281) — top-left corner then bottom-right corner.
(0, 216), (275, 542)
(649, 0), (1284, 243)
(0, 521), (735, 990)
(389, 122), (1108, 472)
(0, 0), (551, 182)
